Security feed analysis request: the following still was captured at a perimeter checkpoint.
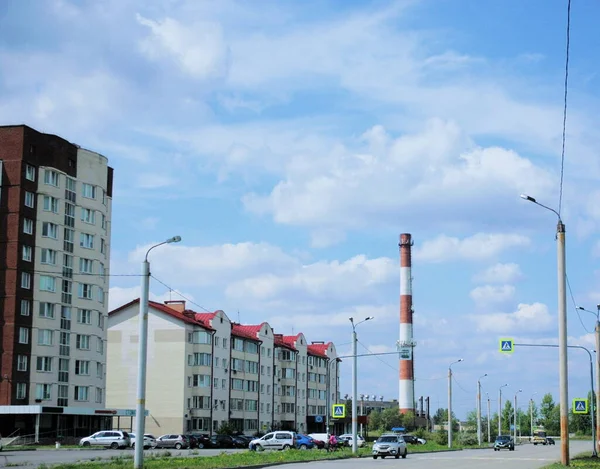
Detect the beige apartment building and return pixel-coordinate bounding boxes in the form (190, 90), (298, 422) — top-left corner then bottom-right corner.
(107, 299), (339, 436)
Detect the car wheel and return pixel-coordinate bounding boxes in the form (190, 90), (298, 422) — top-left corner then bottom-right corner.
(131, 443), (135, 449)
(83, 441), (91, 447)
(198, 443), (204, 449)
(402, 450), (407, 459)
(381, 455), (386, 459)
(175, 443), (182, 449)
(299, 444), (307, 450)
(283, 444), (291, 450)
(395, 454), (400, 459)
(110, 442), (119, 450)
(373, 455), (377, 459)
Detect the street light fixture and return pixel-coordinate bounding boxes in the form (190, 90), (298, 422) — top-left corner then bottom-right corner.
(498, 384), (508, 436)
(448, 358), (463, 448)
(577, 304), (600, 454)
(520, 193), (569, 465)
(530, 392), (538, 441)
(350, 316), (374, 454)
(477, 373), (487, 446)
(134, 236), (182, 469)
(514, 389), (522, 442)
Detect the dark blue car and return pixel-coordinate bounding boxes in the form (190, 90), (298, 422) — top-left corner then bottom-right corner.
(295, 434), (315, 450)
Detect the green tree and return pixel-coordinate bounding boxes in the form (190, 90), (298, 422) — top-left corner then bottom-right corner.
(540, 393), (559, 434)
(433, 408), (447, 425)
(380, 407), (402, 431)
(501, 400), (514, 434)
(368, 409), (383, 431)
(465, 409), (478, 430)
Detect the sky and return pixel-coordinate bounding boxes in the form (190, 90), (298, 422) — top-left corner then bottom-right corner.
(1, 0), (600, 420)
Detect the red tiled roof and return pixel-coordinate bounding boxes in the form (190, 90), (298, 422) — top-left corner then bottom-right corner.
(307, 342), (331, 358)
(190, 311), (217, 328)
(274, 334), (296, 351)
(109, 299), (214, 330)
(282, 334), (301, 350)
(232, 323), (262, 341)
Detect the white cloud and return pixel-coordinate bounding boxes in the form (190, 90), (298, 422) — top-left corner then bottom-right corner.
(413, 233), (530, 263)
(310, 229), (346, 248)
(470, 302), (553, 333)
(136, 14), (229, 80)
(134, 173), (178, 189)
(469, 284), (516, 305)
(473, 263), (523, 284)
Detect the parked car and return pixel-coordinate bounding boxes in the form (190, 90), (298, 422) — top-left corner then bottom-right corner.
(310, 437), (326, 450)
(155, 434), (189, 449)
(372, 434), (407, 459)
(249, 431), (296, 451)
(186, 433), (211, 449)
(307, 433), (329, 448)
(79, 430), (131, 449)
(338, 434), (365, 447)
(401, 434), (426, 445)
(129, 433), (157, 449)
(494, 435), (515, 451)
(207, 434), (239, 448)
(295, 434), (315, 450)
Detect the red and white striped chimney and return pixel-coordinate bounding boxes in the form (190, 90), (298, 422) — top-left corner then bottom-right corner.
(399, 233), (415, 414)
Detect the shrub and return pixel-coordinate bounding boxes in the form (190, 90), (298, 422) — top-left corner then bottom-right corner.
(434, 429), (448, 446)
(457, 432), (478, 446)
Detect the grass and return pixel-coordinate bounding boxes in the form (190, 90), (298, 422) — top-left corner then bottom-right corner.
(543, 452), (600, 468)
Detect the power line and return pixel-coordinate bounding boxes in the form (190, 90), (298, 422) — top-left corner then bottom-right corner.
(150, 274), (213, 313)
(356, 340), (398, 372)
(566, 273), (592, 333)
(558, 0), (571, 216)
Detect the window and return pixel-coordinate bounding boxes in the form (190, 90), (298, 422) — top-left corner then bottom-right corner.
(16, 383), (26, 400)
(39, 275), (56, 292)
(22, 245), (32, 262)
(223, 338), (228, 349)
(24, 191), (35, 208)
(17, 355), (28, 371)
(95, 387), (103, 404)
(44, 169), (60, 187)
(261, 346), (265, 356)
(74, 386), (89, 401)
(76, 334), (90, 350)
(188, 331), (212, 344)
(21, 272), (31, 289)
(97, 287), (104, 304)
(80, 233), (94, 249)
(36, 356), (53, 372)
(35, 383), (52, 400)
(231, 378), (244, 391)
(41, 248), (57, 265)
(78, 309), (92, 324)
(38, 329), (54, 346)
(79, 258), (94, 274)
(188, 353), (212, 367)
(97, 338), (104, 354)
(20, 299), (31, 316)
(96, 363), (103, 379)
(99, 262), (105, 277)
(23, 218), (33, 234)
(66, 177), (76, 192)
(222, 378), (226, 389)
(190, 374), (210, 387)
(245, 400), (258, 412)
(78, 283), (93, 299)
(75, 360), (90, 375)
(81, 207), (96, 224)
(100, 238), (106, 255)
(25, 164), (36, 181)
(19, 327), (29, 344)
(43, 195), (59, 213)
(42, 222), (58, 239)
(97, 313), (105, 330)
(39, 302), (55, 319)
(232, 337), (244, 351)
(82, 183), (96, 199)
(101, 213), (107, 230)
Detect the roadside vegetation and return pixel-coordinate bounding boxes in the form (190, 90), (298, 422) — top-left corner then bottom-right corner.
(543, 453), (600, 469)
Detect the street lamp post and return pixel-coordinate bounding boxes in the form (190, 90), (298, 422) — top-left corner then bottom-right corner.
(520, 194), (569, 465)
(498, 384), (508, 436)
(448, 358), (463, 448)
(134, 236), (182, 469)
(486, 392), (491, 443)
(578, 304), (600, 455)
(477, 374), (487, 446)
(529, 392), (537, 441)
(514, 389), (522, 443)
(350, 316), (374, 454)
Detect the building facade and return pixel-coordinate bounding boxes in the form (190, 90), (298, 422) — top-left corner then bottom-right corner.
(107, 299), (339, 436)
(0, 125), (113, 439)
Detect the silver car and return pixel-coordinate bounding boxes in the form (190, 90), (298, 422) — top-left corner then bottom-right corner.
(79, 430), (131, 449)
(372, 434), (407, 459)
(129, 433), (157, 449)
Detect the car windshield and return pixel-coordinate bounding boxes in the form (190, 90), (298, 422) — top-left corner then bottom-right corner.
(496, 436), (510, 441)
(378, 436), (397, 443)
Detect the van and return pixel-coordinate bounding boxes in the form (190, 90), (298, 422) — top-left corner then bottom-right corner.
(249, 431), (296, 451)
(307, 433), (329, 445)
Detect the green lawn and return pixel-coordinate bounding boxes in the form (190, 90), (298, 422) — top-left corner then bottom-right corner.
(542, 453), (600, 469)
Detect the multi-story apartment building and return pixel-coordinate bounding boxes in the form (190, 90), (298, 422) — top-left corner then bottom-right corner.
(107, 299), (339, 436)
(0, 125), (113, 440)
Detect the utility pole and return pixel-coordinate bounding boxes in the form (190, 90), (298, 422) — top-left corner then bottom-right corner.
(514, 390), (522, 443)
(596, 307), (600, 456)
(557, 220), (569, 465)
(477, 374), (487, 446)
(498, 384), (508, 436)
(487, 393), (491, 443)
(448, 359), (463, 448)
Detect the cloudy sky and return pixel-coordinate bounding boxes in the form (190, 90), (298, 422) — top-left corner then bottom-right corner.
(2, 0), (600, 419)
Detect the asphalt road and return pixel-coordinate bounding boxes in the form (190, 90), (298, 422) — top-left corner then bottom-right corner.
(0, 441), (592, 469)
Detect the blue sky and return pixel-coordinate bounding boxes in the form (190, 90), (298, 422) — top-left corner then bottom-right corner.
(2, 0), (600, 419)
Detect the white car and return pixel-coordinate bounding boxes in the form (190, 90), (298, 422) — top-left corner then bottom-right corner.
(250, 431), (296, 451)
(129, 433), (157, 449)
(338, 434), (365, 447)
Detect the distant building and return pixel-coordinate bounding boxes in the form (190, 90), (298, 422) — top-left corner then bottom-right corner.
(0, 124), (113, 441)
(107, 299), (339, 436)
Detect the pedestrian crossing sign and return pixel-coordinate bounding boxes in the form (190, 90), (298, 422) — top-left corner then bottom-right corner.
(332, 404), (346, 418)
(499, 338), (514, 354)
(573, 398), (588, 414)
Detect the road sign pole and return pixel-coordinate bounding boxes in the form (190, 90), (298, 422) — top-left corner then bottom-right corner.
(557, 221), (569, 465)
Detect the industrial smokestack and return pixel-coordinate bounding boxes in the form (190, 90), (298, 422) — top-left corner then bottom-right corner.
(399, 233), (415, 414)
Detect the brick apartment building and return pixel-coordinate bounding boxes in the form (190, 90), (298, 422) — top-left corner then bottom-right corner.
(0, 125), (114, 441)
